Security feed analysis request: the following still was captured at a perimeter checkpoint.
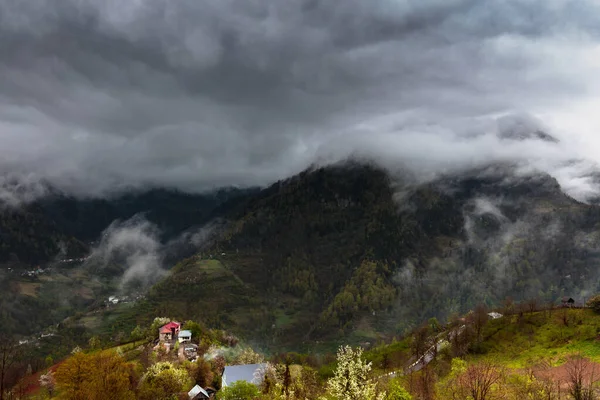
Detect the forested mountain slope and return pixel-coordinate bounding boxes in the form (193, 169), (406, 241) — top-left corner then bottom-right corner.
(0, 187), (255, 268)
(0, 187), (256, 336)
(124, 162), (600, 348)
(0, 203), (87, 266)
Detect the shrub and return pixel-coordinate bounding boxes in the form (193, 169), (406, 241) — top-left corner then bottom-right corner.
(587, 295), (600, 313)
(219, 380), (260, 400)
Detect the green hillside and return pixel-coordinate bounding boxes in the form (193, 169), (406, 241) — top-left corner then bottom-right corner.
(15, 301), (600, 400)
(103, 162), (600, 350)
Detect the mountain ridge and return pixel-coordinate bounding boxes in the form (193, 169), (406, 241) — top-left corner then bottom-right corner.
(105, 160), (600, 349)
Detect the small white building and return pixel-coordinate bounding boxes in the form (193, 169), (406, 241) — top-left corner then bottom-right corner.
(488, 311), (503, 319)
(178, 330), (192, 343)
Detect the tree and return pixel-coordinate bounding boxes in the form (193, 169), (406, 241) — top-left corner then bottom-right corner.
(411, 325), (432, 362)
(450, 361), (503, 400)
(130, 325), (145, 341)
(39, 371), (56, 397)
(428, 318), (441, 333)
(471, 304), (489, 342)
(183, 320), (205, 342)
(88, 336), (101, 350)
(282, 363), (292, 398)
(509, 365), (559, 400)
(566, 355), (597, 400)
(386, 377), (412, 400)
(148, 317), (171, 340)
(410, 366), (436, 400)
(54, 350), (136, 400)
(138, 361), (192, 400)
(0, 336), (21, 400)
(234, 347), (265, 365)
(587, 295), (600, 313)
(325, 345), (385, 400)
(193, 358), (214, 388)
(526, 298), (539, 313)
(219, 380), (260, 400)
(502, 297), (515, 315)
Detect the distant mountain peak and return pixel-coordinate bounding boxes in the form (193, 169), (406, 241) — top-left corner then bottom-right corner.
(496, 113), (559, 143)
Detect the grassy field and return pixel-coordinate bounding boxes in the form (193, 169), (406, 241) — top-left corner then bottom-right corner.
(15, 282), (41, 297)
(473, 308), (600, 368)
(358, 307), (600, 378)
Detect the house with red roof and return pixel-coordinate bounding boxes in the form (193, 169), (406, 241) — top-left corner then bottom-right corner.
(158, 321), (181, 342)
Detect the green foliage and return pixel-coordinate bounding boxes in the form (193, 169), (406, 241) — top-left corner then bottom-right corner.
(319, 260), (396, 332)
(428, 317), (441, 333)
(587, 294), (600, 313)
(88, 336), (101, 350)
(325, 345), (384, 400)
(148, 317), (171, 340)
(130, 325), (145, 341)
(385, 378), (412, 400)
(54, 350), (136, 400)
(234, 347), (265, 365)
(219, 380), (260, 400)
(0, 204), (87, 266)
(183, 320), (206, 342)
(138, 362), (192, 400)
(101, 163), (600, 350)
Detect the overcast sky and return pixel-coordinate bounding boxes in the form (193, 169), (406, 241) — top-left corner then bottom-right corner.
(2, 0), (600, 201)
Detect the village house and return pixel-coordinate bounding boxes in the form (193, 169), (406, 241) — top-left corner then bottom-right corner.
(183, 343), (199, 361)
(158, 321), (181, 342)
(178, 329), (192, 343)
(561, 297), (575, 308)
(188, 385), (211, 400)
(221, 364), (267, 388)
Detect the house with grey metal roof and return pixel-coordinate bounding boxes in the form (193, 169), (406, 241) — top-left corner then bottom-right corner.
(221, 363), (267, 388)
(178, 329), (192, 343)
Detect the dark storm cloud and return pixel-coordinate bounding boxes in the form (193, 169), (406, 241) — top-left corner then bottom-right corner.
(1, 0), (600, 200)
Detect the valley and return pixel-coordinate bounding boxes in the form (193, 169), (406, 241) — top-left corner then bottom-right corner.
(3, 161), (600, 399)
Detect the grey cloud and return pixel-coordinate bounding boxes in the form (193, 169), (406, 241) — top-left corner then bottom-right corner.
(86, 215), (222, 290)
(1, 0), (600, 199)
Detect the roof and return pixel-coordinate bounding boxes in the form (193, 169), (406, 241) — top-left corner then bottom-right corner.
(188, 384), (209, 399)
(223, 364), (267, 386)
(179, 330), (192, 337)
(159, 322), (181, 333)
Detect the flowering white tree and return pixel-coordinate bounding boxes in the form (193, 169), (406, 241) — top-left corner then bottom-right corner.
(325, 345), (385, 400)
(39, 371), (56, 396)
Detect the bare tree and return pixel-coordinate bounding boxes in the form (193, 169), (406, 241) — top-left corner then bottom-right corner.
(562, 308), (570, 327)
(502, 296), (515, 315)
(527, 362), (562, 400)
(0, 336), (20, 400)
(527, 298), (539, 313)
(411, 324), (432, 362)
(566, 355), (598, 400)
(471, 304), (489, 343)
(546, 301), (555, 320)
(408, 365), (436, 400)
(457, 362), (503, 400)
(448, 323), (473, 357)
